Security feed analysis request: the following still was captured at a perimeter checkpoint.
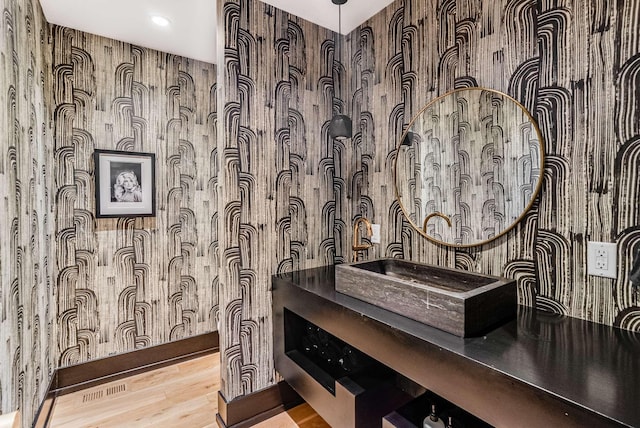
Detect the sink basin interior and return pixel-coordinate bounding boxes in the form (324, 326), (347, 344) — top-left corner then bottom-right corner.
(349, 258), (495, 293)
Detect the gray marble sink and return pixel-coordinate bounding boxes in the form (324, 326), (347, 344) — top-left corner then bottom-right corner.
(334, 258), (516, 337)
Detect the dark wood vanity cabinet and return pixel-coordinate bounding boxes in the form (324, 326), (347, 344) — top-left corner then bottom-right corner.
(273, 266), (640, 428)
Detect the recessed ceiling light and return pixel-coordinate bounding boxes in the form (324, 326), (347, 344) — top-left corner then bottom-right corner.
(151, 15), (171, 27)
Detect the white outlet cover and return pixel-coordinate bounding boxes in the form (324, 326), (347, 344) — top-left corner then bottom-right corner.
(371, 224), (381, 244)
(587, 241), (617, 279)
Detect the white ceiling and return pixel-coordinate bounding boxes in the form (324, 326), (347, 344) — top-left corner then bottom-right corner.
(38, 0), (396, 65)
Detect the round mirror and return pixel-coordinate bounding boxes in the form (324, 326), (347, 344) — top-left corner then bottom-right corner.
(394, 87), (545, 247)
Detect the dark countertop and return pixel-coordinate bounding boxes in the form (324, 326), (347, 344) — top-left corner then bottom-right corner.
(273, 265), (640, 427)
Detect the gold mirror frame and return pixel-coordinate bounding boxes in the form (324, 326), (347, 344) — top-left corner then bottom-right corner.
(393, 87), (545, 248)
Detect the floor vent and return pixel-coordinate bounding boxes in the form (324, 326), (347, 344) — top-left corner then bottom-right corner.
(82, 390), (104, 403)
(107, 383), (127, 396)
(81, 383), (126, 403)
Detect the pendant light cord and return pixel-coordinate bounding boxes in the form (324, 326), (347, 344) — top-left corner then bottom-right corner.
(336, 4), (341, 114)
(328, 0), (352, 140)
(337, 4), (342, 66)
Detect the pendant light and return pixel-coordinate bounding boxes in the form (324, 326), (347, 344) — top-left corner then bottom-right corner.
(328, 0), (352, 140)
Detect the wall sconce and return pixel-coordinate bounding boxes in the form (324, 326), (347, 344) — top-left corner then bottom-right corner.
(328, 0), (352, 140)
(401, 131), (420, 146)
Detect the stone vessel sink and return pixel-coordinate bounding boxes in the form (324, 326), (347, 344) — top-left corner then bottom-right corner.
(334, 258), (516, 337)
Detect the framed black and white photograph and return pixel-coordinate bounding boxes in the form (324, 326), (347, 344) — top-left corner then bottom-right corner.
(94, 149), (156, 218)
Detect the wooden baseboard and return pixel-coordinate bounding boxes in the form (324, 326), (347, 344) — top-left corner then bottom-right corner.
(216, 381), (302, 428)
(53, 331), (219, 394)
(32, 331), (219, 427)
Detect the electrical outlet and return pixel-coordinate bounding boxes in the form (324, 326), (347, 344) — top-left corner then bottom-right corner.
(594, 248), (608, 270)
(587, 241), (617, 279)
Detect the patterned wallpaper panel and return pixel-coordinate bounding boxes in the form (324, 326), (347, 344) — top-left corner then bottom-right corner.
(2, 0), (639, 419)
(50, 28), (218, 365)
(0, 0), (53, 421)
(217, 0), (640, 403)
(216, 0), (339, 399)
(2, 0), (218, 421)
(348, 0), (640, 328)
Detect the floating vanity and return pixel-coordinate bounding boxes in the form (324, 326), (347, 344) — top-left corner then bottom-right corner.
(273, 265), (640, 427)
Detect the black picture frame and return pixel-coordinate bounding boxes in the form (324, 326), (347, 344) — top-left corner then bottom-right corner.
(94, 149), (156, 218)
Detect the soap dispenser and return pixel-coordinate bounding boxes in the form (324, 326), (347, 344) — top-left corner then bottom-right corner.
(423, 404), (445, 428)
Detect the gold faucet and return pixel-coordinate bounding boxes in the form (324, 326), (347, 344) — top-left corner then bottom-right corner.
(352, 217), (373, 262)
(422, 212), (452, 233)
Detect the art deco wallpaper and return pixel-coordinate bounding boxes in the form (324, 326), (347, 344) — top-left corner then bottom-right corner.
(1, 0), (639, 423)
(346, 0), (640, 328)
(50, 26), (218, 366)
(1, 0), (218, 421)
(1, 0), (53, 421)
(217, 0), (640, 402)
(216, 0), (340, 399)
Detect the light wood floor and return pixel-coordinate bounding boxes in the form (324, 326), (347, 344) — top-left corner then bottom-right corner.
(48, 352), (329, 428)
